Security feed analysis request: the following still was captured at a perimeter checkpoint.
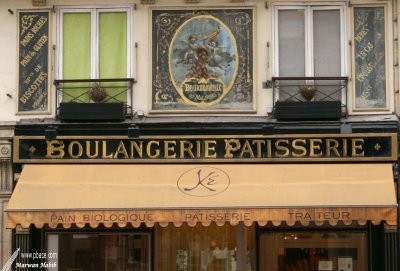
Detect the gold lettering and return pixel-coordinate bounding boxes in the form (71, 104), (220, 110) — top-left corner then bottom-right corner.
(204, 140), (217, 158)
(355, 27), (369, 43)
(239, 140), (255, 158)
(196, 140), (201, 158)
(252, 140), (265, 158)
(68, 141), (83, 159)
(292, 139), (307, 157)
(326, 139), (340, 157)
(275, 139), (289, 157)
(180, 140), (195, 159)
(164, 140), (177, 159)
(147, 141), (160, 159)
(224, 139), (241, 158)
(20, 32), (34, 47)
(20, 72), (47, 103)
(114, 141), (129, 159)
(310, 139), (323, 157)
(86, 140), (99, 159)
(102, 140), (113, 159)
(45, 140), (65, 158)
(31, 16), (47, 34)
(352, 138), (365, 157)
(33, 34), (48, 52)
(343, 139), (348, 157)
(130, 141), (143, 158)
(266, 140), (272, 158)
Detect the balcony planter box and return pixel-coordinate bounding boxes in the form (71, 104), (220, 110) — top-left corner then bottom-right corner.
(274, 101), (342, 120)
(58, 103), (126, 121)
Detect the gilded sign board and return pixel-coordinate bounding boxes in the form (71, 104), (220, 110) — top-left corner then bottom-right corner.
(14, 134), (397, 163)
(17, 10), (50, 113)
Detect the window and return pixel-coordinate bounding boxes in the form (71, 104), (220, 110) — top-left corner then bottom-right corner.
(155, 223), (256, 271)
(47, 233), (151, 271)
(273, 5), (346, 77)
(57, 6), (132, 103)
(259, 231), (367, 271)
(273, 5), (347, 103)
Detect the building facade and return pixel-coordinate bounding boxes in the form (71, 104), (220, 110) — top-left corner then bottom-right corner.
(0, 0), (399, 270)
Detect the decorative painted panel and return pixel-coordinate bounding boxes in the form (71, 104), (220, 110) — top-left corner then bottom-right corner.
(354, 7), (387, 110)
(151, 8), (254, 112)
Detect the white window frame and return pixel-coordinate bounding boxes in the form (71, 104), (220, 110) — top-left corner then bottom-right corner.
(56, 6), (133, 79)
(56, 5), (133, 104)
(272, 3), (348, 78)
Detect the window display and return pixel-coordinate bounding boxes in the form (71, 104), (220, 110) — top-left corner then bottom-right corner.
(47, 233), (150, 271)
(259, 232), (366, 271)
(155, 223), (255, 271)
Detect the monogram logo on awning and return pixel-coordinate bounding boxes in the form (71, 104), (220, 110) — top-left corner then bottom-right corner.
(177, 167), (230, 197)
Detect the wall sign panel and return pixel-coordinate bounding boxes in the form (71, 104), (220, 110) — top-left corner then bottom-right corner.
(151, 8), (254, 112)
(353, 7), (387, 110)
(17, 10), (50, 113)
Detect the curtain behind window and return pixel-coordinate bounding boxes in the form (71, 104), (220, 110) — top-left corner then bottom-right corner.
(278, 10), (305, 77)
(313, 10), (341, 77)
(63, 13), (91, 102)
(99, 12), (128, 103)
(62, 11), (128, 103)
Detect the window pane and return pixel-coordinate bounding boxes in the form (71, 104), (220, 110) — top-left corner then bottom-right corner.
(278, 10), (305, 76)
(313, 10), (342, 101)
(50, 233), (150, 271)
(99, 12), (128, 103)
(313, 10), (341, 76)
(63, 13), (91, 102)
(259, 232), (367, 271)
(155, 223), (256, 271)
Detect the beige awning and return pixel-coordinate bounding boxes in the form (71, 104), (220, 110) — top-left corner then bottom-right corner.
(6, 164), (397, 228)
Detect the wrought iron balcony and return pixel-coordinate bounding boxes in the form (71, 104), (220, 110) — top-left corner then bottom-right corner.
(54, 78), (135, 121)
(272, 77), (349, 120)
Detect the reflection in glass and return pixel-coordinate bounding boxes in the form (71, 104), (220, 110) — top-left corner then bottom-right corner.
(48, 233), (150, 271)
(259, 231), (366, 271)
(155, 223), (255, 271)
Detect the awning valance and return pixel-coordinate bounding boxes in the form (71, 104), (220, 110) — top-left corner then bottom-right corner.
(6, 164), (397, 228)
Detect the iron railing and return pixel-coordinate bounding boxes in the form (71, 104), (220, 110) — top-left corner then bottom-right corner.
(272, 76), (349, 116)
(54, 78), (135, 118)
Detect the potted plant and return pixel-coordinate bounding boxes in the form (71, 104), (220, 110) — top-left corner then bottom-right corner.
(58, 84), (126, 121)
(274, 85), (342, 120)
(88, 84), (107, 103)
(298, 85), (317, 102)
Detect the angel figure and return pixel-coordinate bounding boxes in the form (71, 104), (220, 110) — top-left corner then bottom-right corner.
(174, 35), (199, 66)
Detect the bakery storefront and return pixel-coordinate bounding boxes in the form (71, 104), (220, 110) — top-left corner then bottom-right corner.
(5, 133), (398, 271)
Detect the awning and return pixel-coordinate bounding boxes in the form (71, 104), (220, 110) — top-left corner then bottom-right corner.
(6, 164), (397, 228)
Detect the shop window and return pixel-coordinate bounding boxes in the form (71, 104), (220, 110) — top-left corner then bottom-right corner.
(47, 233), (150, 271)
(56, 7), (132, 104)
(272, 4), (347, 105)
(259, 231), (367, 271)
(155, 223), (256, 271)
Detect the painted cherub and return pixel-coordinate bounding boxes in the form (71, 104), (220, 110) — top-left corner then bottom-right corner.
(174, 35), (199, 66)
